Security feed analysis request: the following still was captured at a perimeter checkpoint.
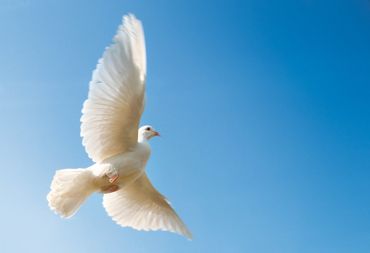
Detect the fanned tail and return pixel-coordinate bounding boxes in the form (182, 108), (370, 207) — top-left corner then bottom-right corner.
(47, 168), (95, 218)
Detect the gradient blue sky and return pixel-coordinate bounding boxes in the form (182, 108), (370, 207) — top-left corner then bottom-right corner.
(0, 0), (369, 252)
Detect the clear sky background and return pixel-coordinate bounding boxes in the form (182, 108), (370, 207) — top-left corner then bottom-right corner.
(0, 0), (369, 252)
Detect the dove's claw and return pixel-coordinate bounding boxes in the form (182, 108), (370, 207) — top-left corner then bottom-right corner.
(105, 166), (119, 184)
(108, 174), (119, 184)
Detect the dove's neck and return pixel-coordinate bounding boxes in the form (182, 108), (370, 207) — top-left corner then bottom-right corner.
(138, 135), (148, 143)
(137, 137), (151, 157)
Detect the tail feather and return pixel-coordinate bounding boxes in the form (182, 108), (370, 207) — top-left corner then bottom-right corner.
(47, 168), (95, 218)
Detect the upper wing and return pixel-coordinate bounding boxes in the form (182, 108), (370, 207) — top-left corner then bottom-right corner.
(103, 173), (192, 239)
(81, 14), (146, 163)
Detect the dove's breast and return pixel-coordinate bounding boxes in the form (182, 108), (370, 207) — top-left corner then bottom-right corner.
(105, 142), (150, 168)
(92, 142), (151, 189)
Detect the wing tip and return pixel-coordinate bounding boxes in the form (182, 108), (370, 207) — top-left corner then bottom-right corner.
(180, 229), (193, 240)
(175, 221), (193, 240)
(122, 13), (140, 25)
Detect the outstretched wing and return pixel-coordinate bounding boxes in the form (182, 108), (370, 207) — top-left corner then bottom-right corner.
(81, 14), (146, 163)
(103, 173), (192, 239)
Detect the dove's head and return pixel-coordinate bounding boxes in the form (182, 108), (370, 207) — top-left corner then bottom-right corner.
(138, 125), (160, 142)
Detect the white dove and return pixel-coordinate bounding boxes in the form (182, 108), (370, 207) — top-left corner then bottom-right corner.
(47, 14), (192, 239)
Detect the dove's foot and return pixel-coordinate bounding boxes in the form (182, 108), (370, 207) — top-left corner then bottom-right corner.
(105, 166), (119, 184)
(108, 174), (119, 184)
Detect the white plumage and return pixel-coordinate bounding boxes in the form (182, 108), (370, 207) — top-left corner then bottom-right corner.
(81, 14), (146, 163)
(47, 14), (191, 239)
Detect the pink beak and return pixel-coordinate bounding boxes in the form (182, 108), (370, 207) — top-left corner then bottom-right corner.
(152, 131), (160, 137)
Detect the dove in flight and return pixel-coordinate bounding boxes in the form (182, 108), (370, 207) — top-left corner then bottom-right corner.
(47, 14), (192, 239)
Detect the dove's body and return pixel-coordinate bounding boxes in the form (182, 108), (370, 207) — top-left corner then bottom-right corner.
(47, 14), (191, 239)
(91, 140), (151, 192)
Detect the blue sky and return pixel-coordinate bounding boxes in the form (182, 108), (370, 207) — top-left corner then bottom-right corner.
(0, 0), (369, 252)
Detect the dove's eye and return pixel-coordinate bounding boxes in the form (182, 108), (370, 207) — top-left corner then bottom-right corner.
(145, 127), (151, 131)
